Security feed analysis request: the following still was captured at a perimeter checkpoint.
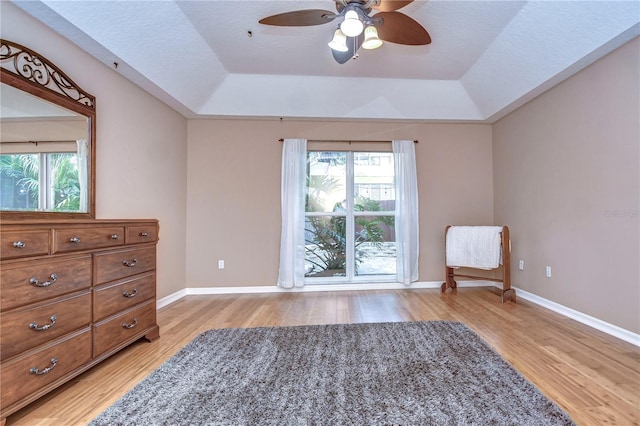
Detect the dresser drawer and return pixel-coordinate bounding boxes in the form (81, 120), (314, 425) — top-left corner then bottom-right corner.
(0, 328), (92, 410)
(93, 300), (156, 357)
(1, 230), (50, 260)
(94, 272), (156, 321)
(1, 292), (92, 361)
(1, 255), (92, 311)
(126, 225), (158, 245)
(94, 246), (156, 284)
(53, 226), (125, 253)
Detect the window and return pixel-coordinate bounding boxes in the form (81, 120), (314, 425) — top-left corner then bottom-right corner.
(0, 152), (81, 212)
(304, 151), (396, 283)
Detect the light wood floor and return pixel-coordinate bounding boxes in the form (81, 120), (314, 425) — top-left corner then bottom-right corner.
(5, 287), (640, 425)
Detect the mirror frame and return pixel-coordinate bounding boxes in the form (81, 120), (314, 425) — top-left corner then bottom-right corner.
(0, 39), (96, 220)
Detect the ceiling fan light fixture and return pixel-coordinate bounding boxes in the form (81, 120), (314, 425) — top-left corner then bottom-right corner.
(328, 28), (349, 52)
(340, 9), (364, 37)
(258, 0), (431, 65)
(362, 26), (383, 49)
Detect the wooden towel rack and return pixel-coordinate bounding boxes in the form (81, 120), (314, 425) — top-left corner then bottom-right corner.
(441, 225), (516, 303)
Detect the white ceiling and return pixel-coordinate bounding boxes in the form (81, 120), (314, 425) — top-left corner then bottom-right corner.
(12, 0), (640, 122)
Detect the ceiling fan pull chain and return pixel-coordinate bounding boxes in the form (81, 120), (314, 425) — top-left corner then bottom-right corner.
(353, 37), (359, 60)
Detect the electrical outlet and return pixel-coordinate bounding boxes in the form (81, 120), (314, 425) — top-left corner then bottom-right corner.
(545, 266), (551, 277)
(518, 260), (524, 271)
(218, 260), (225, 269)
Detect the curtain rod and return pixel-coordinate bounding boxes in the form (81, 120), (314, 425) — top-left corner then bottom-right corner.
(1, 140), (77, 145)
(278, 139), (418, 143)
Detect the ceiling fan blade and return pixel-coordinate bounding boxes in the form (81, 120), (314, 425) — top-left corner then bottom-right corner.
(259, 9), (337, 26)
(332, 34), (364, 64)
(372, 0), (414, 12)
(375, 12), (431, 45)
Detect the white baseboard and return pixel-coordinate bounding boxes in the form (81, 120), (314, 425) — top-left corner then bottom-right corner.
(156, 281), (639, 347)
(512, 286), (640, 347)
(157, 288), (187, 310)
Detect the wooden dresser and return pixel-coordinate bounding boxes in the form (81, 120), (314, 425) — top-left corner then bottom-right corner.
(0, 219), (159, 423)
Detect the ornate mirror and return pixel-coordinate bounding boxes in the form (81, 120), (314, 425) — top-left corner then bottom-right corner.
(0, 39), (95, 219)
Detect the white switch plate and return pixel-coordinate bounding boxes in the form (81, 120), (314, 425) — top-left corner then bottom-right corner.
(545, 266), (551, 277)
(218, 260), (225, 269)
(518, 260), (524, 271)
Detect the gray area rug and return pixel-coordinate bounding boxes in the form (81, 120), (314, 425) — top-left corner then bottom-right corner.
(90, 321), (575, 425)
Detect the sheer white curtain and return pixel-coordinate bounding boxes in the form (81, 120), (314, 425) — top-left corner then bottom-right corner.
(393, 140), (419, 285)
(76, 139), (88, 212)
(277, 139), (307, 288)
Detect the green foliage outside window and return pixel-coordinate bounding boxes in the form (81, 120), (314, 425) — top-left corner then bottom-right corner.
(305, 189), (394, 277)
(0, 153), (80, 211)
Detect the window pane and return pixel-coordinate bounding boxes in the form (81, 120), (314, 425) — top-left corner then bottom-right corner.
(305, 215), (347, 277)
(49, 153), (80, 211)
(354, 153), (395, 212)
(306, 151), (346, 213)
(354, 215), (396, 277)
(0, 154), (39, 210)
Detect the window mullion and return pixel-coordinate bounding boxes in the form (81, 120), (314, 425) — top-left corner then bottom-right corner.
(306, 211), (346, 217)
(345, 151), (355, 281)
(38, 153), (47, 210)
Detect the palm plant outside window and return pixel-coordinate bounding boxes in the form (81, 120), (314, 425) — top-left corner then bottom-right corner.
(0, 152), (81, 211)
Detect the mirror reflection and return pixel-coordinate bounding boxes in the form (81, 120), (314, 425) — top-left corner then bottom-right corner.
(0, 83), (90, 213)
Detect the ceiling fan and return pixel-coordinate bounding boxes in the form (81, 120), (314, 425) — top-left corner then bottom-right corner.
(258, 0), (431, 64)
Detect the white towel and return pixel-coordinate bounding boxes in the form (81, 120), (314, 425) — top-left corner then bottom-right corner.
(446, 226), (503, 270)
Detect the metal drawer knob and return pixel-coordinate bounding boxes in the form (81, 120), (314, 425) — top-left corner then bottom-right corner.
(30, 273), (58, 287)
(29, 315), (57, 331)
(123, 258), (138, 267)
(69, 237), (80, 244)
(111, 234), (119, 240)
(30, 357), (58, 375)
(140, 232), (149, 237)
(13, 241), (26, 248)
(122, 317), (138, 329)
(123, 288), (138, 298)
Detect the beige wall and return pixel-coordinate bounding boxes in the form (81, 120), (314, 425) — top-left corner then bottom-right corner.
(493, 37), (640, 333)
(186, 120), (494, 287)
(1, 3), (188, 299)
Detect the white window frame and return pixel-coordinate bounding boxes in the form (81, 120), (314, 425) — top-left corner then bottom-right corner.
(305, 150), (396, 285)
